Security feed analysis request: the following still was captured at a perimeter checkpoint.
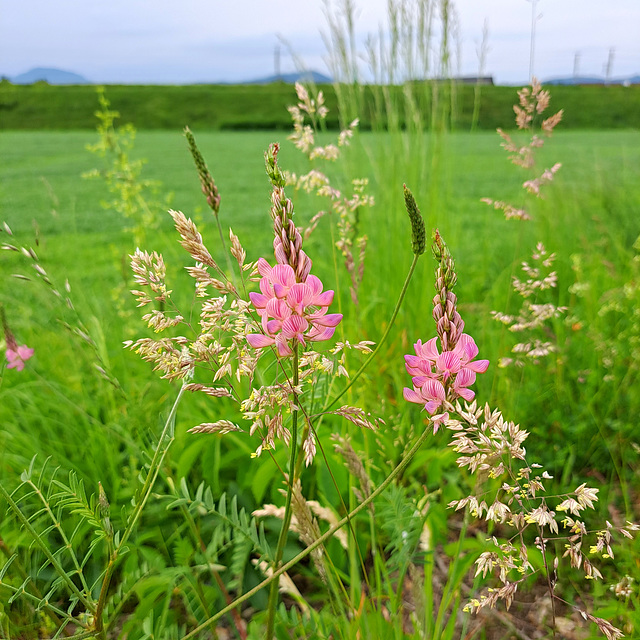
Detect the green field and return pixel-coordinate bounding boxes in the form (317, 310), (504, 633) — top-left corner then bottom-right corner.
(1, 118), (640, 637)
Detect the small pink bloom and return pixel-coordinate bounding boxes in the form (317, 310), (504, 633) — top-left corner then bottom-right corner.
(6, 345), (34, 372)
(247, 260), (342, 356)
(452, 368), (477, 401)
(455, 334), (490, 374)
(403, 378), (446, 415)
(403, 332), (489, 410)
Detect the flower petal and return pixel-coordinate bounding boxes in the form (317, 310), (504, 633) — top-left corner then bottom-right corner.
(419, 338), (440, 361)
(249, 292), (269, 309)
(16, 346), (34, 361)
(310, 313), (342, 327)
(305, 274), (323, 296)
(403, 387), (424, 404)
(455, 368), (476, 388)
(257, 257), (272, 277)
(246, 334), (275, 349)
(275, 334), (293, 357)
(466, 359), (490, 373)
(308, 326), (336, 342)
(436, 350), (461, 376)
(456, 387), (476, 401)
(281, 315), (309, 338)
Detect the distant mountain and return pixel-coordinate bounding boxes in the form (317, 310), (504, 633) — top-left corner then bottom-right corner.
(10, 67), (90, 85)
(244, 70), (332, 85)
(545, 74), (640, 86)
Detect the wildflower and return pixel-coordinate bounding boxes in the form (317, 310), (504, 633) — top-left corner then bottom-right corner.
(247, 261), (342, 357)
(6, 344), (34, 372)
(404, 333), (489, 404)
(2, 305), (34, 372)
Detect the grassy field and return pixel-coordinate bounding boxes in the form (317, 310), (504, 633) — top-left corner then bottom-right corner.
(2, 80), (640, 130)
(2, 127), (640, 460)
(1, 123), (640, 637)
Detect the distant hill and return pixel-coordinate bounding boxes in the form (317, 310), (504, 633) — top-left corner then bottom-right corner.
(9, 67), (90, 85)
(244, 70), (332, 85)
(545, 74), (640, 86)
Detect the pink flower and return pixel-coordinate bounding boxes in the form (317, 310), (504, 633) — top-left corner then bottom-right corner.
(247, 262), (342, 356)
(6, 345), (34, 372)
(403, 378), (446, 414)
(403, 333), (489, 414)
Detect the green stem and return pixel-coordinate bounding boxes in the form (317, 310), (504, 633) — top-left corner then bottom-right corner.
(93, 383), (186, 638)
(432, 510), (470, 639)
(265, 344), (300, 640)
(182, 422), (433, 640)
(325, 253), (420, 412)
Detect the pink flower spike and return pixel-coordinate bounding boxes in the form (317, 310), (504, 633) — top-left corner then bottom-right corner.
(6, 345), (35, 371)
(247, 257), (342, 356)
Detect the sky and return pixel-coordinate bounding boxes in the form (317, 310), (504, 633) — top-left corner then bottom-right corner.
(1, 0), (639, 85)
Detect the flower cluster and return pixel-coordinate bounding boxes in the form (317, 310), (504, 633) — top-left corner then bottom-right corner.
(403, 334), (489, 423)
(2, 305), (34, 372)
(403, 229), (489, 426)
(247, 259), (342, 357)
(6, 344), (34, 372)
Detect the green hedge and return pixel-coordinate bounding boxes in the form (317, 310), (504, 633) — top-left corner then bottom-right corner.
(1, 80), (638, 130)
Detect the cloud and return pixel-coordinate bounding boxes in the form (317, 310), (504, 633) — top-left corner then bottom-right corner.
(1, 0), (638, 84)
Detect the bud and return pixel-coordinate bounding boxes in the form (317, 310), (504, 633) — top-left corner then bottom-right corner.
(403, 184), (426, 256)
(265, 143), (286, 188)
(430, 230), (464, 351)
(98, 481), (113, 537)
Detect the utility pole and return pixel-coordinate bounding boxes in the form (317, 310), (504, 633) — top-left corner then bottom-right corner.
(605, 47), (615, 84)
(573, 51), (581, 79)
(526, 0), (542, 81)
(274, 43), (281, 81)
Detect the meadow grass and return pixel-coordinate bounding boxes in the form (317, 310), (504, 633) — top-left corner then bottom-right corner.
(2, 80), (640, 131)
(2, 128), (640, 454)
(1, 124), (640, 638)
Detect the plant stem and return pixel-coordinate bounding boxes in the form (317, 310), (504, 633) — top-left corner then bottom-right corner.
(432, 510), (470, 639)
(325, 253), (420, 412)
(265, 343), (300, 639)
(182, 421), (433, 640)
(93, 382), (186, 639)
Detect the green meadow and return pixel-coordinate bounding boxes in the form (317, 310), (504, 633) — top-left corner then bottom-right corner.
(1, 87), (640, 638)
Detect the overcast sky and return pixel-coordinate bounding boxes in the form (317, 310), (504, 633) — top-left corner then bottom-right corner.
(1, 0), (639, 84)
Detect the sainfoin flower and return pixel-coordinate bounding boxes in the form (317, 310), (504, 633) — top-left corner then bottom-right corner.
(247, 259), (342, 357)
(6, 345), (35, 372)
(403, 333), (489, 422)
